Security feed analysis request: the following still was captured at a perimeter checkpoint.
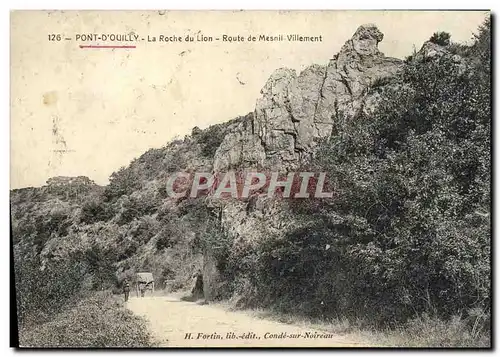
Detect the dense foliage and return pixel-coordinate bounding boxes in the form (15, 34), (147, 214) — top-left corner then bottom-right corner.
(215, 20), (491, 332)
(19, 292), (154, 347)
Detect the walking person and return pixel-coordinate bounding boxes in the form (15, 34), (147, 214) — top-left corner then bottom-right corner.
(191, 269), (204, 299)
(123, 280), (131, 302)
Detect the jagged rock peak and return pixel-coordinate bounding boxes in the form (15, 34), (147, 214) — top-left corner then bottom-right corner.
(213, 23), (403, 172)
(339, 24), (385, 57)
(353, 24), (384, 43)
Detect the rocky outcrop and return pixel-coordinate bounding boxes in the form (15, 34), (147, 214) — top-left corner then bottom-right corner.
(214, 24), (403, 171)
(213, 113), (266, 170)
(209, 24), (406, 249)
(414, 40), (467, 74)
(415, 41), (450, 61)
(46, 176), (96, 186)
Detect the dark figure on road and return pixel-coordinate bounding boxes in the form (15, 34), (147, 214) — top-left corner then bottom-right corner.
(123, 280), (131, 302)
(191, 269), (204, 299)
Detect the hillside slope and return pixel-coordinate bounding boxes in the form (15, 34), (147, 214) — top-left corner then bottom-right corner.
(11, 21), (491, 346)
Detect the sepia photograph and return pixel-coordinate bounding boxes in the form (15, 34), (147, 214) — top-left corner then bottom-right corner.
(10, 9), (491, 348)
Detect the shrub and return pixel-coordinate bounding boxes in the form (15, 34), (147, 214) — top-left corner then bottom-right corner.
(80, 198), (114, 224)
(429, 31), (451, 46)
(14, 250), (86, 326)
(155, 227), (178, 250)
(80, 245), (119, 290)
(129, 217), (159, 244)
(104, 167), (142, 202)
(19, 292), (155, 347)
(191, 126), (202, 136)
(28, 208), (72, 254)
(117, 194), (158, 225)
(196, 123), (227, 158)
(118, 241), (138, 261)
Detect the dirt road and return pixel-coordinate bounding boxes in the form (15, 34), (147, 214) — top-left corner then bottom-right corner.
(126, 295), (367, 347)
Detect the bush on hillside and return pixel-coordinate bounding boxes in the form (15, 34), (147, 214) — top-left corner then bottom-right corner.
(19, 292), (154, 347)
(80, 197), (114, 224)
(116, 193), (159, 225)
(104, 167), (142, 202)
(14, 250), (86, 326)
(429, 31), (451, 46)
(196, 123), (227, 157)
(79, 245), (119, 290)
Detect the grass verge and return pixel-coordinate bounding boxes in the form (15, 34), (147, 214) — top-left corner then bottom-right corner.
(213, 298), (490, 348)
(19, 291), (155, 348)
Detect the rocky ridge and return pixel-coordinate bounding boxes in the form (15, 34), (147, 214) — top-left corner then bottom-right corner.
(214, 24), (403, 172)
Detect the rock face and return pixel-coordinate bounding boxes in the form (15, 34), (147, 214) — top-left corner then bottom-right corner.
(414, 40), (467, 73)
(214, 24), (403, 171)
(414, 41), (450, 61)
(46, 176), (96, 186)
(212, 113), (266, 171)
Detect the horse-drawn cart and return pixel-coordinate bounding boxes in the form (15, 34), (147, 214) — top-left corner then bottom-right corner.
(136, 272), (155, 297)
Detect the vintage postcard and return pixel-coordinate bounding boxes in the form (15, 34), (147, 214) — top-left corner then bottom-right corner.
(10, 10), (491, 348)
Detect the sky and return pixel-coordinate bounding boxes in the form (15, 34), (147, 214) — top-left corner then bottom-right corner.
(10, 10), (489, 189)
